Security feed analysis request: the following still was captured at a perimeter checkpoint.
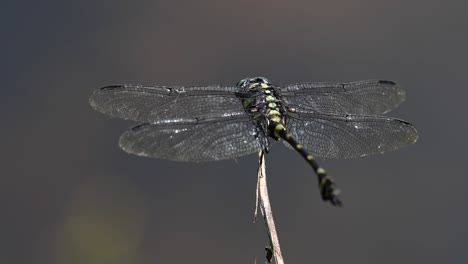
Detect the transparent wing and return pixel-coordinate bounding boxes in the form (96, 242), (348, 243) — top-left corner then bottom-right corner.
(281, 80), (405, 115)
(283, 112), (418, 159)
(89, 84), (245, 122)
(119, 116), (264, 162)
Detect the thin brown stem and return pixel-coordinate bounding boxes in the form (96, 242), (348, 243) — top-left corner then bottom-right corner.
(254, 151), (285, 264)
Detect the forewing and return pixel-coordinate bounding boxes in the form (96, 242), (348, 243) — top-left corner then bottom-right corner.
(119, 116), (263, 162)
(281, 80), (405, 115)
(89, 85), (244, 122)
(283, 112), (418, 159)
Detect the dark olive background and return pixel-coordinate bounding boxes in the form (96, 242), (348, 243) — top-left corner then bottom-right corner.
(2, 0), (467, 263)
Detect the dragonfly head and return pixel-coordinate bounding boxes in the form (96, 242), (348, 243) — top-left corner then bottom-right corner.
(236, 77), (270, 88)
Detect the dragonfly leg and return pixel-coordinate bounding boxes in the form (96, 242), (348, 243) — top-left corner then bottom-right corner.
(269, 121), (342, 206)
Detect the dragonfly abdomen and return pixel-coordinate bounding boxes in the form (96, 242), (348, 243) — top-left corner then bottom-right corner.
(268, 120), (342, 206)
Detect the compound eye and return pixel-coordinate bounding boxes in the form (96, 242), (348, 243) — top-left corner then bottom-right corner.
(255, 77), (269, 84)
(236, 78), (248, 87)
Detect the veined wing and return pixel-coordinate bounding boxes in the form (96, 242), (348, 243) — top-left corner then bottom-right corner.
(119, 115), (264, 162)
(283, 112), (418, 159)
(281, 80), (405, 115)
(89, 84), (245, 122)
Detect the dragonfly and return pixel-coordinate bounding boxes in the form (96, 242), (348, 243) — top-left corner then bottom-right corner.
(89, 77), (418, 206)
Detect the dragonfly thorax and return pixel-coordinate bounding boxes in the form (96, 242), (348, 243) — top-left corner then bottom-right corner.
(237, 77), (287, 140)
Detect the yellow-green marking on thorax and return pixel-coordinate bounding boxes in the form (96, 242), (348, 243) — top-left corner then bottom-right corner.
(248, 82), (259, 89)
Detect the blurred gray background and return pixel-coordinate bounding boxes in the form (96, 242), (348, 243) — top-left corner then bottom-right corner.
(2, 0), (467, 263)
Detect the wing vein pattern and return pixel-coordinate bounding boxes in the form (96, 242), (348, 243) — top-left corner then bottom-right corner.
(119, 116), (264, 162)
(283, 112), (418, 159)
(281, 80), (405, 115)
(89, 85), (245, 122)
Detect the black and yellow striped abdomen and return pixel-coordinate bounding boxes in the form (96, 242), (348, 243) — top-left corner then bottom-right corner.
(268, 120), (342, 206)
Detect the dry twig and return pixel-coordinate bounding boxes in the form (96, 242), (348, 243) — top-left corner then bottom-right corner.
(253, 151), (285, 264)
